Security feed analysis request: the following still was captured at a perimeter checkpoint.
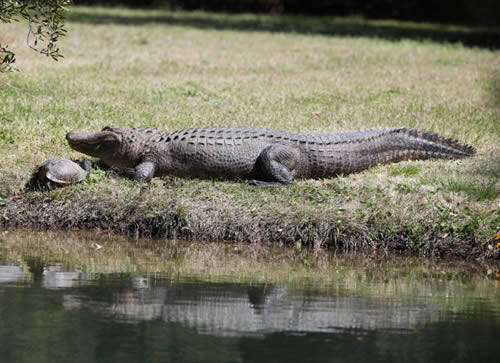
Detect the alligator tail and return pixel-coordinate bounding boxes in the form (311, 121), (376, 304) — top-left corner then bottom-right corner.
(333, 128), (476, 174)
(386, 127), (476, 160)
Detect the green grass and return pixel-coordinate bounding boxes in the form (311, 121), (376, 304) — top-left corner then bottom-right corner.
(389, 165), (421, 177)
(446, 178), (499, 201)
(0, 6), (499, 258)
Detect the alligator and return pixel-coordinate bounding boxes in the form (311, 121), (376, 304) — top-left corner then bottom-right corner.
(66, 126), (475, 187)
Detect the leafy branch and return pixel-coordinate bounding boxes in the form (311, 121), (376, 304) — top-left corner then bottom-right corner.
(0, 0), (72, 72)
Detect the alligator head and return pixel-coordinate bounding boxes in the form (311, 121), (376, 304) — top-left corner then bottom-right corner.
(66, 126), (137, 168)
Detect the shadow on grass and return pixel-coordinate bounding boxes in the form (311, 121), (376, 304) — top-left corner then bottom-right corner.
(66, 8), (500, 49)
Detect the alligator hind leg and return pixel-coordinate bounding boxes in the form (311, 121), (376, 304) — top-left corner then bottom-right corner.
(121, 161), (156, 181)
(249, 144), (300, 187)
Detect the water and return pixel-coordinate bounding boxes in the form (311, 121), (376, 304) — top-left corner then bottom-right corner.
(0, 231), (499, 363)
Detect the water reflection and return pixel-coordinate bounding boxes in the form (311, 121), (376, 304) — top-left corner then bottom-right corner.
(0, 261), (88, 288)
(1, 238), (500, 363)
(65, 283), (443, 336)
(0, 264), (25, 283)
(0, 260), (463, 337)
(42, 264), (88, 289)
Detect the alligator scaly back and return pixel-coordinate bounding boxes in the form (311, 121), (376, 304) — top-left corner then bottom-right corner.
(66, 126), (475, 187)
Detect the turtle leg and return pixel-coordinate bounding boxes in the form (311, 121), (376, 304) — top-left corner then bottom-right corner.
(249, 144), (299, 187)
(81, 159), (93, 172)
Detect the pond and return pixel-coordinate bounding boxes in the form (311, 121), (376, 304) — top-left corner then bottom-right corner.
(0, 230), (499, 363)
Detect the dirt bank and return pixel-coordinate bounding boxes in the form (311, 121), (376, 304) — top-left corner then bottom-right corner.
(1, 175), (498, 261)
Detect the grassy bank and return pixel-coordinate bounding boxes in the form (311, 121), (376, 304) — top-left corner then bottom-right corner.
(0, 6), (499, 259)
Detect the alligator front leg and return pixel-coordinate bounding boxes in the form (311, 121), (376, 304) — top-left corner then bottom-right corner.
(249, 144), (300, 187)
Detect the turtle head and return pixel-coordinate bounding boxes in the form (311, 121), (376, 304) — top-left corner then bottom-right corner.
(66, 126), (132, 168)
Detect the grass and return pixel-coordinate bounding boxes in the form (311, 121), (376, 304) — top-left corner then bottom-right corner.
(0, 6), (499, 259)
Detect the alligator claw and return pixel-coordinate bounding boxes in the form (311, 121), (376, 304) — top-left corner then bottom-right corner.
(248, 179), (288, 188)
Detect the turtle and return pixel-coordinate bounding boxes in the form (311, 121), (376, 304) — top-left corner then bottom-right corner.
(28, 158), (91, 188)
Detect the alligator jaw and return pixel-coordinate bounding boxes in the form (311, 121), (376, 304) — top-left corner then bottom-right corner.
(66, 129), (122, 158)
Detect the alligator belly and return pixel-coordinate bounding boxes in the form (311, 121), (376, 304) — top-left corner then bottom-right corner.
(166, 144), (263, 179)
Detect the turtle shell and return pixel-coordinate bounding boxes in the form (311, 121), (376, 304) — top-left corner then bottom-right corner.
(34, 158), (88, 186)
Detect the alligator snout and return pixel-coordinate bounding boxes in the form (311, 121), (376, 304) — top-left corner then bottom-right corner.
(66, 129), (121, 146)
(66, 130), (83, 145)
